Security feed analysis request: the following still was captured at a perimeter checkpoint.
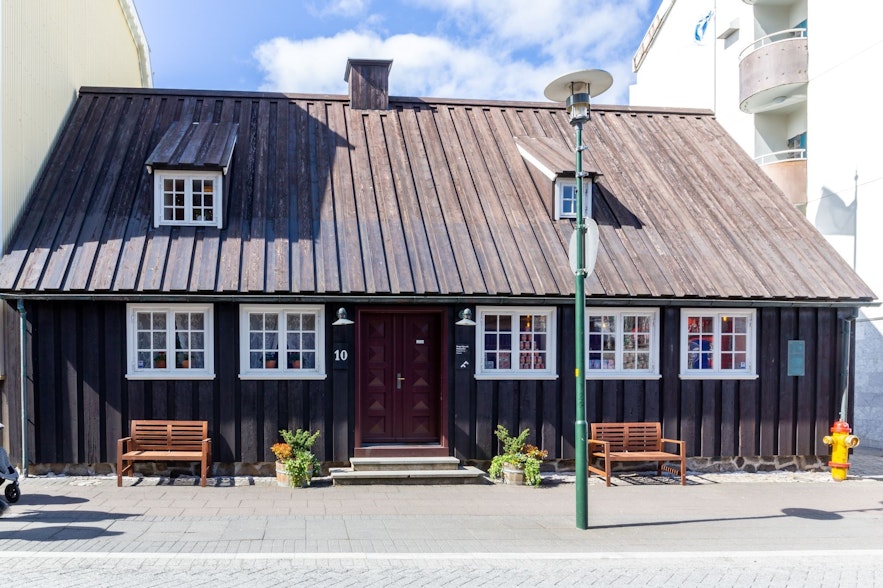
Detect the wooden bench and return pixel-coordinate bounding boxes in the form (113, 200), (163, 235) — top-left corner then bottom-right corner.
(117, 420), (212, 487)
(588, 422), (686, 486)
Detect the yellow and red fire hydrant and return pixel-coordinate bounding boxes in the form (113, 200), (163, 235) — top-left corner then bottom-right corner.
(822, 419), (860, 481)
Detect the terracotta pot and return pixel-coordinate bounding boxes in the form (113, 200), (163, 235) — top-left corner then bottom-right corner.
(266, 360), (278, 368)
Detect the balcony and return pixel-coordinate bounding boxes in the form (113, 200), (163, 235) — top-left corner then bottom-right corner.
(755, 149), (807, 207)
(739, 29), (808, 113)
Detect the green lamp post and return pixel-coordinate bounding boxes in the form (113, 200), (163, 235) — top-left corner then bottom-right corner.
(545, 69), (612, 530)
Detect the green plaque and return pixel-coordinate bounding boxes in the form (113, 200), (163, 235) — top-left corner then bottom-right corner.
(787, 340), (805, 377)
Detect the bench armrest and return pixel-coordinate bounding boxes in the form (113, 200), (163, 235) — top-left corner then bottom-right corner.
(588, 439), (610, 454)
(117, 436), (133, 453)
(660, 438), (685, 455)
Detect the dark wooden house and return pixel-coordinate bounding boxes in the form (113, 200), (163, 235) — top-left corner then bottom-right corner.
(0, 59), (873, 474)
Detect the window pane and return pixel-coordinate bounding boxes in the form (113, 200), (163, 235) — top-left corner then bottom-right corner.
(302, 332), (315, 350)
(302, 352), (316, 369)
(250, 313), (263, 330)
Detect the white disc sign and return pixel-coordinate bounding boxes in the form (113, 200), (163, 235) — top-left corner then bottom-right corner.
(568, 218), (600, 276)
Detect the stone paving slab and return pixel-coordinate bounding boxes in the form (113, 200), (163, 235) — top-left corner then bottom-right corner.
(1, 446), (881, 585)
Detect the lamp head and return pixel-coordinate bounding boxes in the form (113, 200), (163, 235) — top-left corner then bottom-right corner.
(544, 69), (613, 124)
(332, 307), (354, 326)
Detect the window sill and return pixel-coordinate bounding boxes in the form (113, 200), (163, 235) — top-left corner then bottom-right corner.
(126, 372), (216, 380)
(678, 373), (759, 380)
(586, 373), (662, 380)
(474, 373), (559, 381)
(239, 372), (328, 381)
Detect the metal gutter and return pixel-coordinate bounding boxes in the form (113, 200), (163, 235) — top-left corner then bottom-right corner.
(0, 293), (876, 308)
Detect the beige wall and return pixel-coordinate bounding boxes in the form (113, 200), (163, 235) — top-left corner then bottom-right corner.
(1, 0), (150, 250)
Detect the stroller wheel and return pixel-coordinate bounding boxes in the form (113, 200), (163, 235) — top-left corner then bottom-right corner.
(4, 482), (19, 503)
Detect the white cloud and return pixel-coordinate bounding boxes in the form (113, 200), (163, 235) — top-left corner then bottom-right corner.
(307, 0), (369, 18)
(254, 0), (656, 104)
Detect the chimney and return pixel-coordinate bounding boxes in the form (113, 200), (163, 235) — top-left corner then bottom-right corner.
(344, 59), (393, 110)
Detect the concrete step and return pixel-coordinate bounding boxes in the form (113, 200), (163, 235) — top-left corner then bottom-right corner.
(349, 456), (462, 471)
(329, 465), (488, 486)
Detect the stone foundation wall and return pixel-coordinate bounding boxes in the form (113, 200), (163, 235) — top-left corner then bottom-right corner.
(29, 455), (829, 478)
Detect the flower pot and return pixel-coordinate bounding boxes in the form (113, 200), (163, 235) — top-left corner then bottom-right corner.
(266, 360), (278, 368)
(501, 462), (526, 485)
(275, 460), (289, 487)
(275, 460), (314, 488)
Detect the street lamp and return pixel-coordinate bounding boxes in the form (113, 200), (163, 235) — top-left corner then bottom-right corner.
(544, 69), (612, 531)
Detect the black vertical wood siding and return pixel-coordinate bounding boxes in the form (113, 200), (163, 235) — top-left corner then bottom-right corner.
(0, 300), (853, 466)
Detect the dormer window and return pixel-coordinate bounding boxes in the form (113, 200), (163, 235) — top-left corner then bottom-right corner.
(154, 170), (223, 227)
(555, 178), (591, 220)
(514, 135), (598, 221)
(145, 120), (238, 229)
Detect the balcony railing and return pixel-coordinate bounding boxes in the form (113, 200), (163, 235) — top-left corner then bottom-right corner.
(754, 149), (807, 166)
(740, 28), (807, 60)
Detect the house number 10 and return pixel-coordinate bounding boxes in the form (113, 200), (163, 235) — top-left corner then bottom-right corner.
(334, 349), (349, 361)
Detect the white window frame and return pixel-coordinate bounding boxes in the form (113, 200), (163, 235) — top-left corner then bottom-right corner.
(154, 170), (223, 228)
(585, 308), (660, 379)
(680, 309), (757, 379)
(239, 305), (326, 380)
(475, 306), (557, 380)
(555, 177), (591, 220)
(126, 304), (215, 380)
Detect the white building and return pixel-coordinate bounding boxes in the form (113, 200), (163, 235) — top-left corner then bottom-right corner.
(630, 0), (883, 449)
(1, 0), (151, 432)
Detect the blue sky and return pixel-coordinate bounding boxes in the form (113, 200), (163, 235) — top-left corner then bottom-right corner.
(133, 0), (662, 104)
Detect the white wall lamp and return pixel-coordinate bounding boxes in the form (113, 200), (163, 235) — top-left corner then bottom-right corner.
(455, 308), (476, 326)
(332, 307), (354, 326)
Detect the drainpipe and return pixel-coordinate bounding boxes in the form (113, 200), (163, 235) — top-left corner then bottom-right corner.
(17, 300), (27, 478)
(839, 317), (852, 421)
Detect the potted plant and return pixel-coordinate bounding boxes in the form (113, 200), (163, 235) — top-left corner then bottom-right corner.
(153, 352), (166, 368)
(270, 428), (320, 487)
(265, 352), (278, 369)
(487, 425), (547, 487)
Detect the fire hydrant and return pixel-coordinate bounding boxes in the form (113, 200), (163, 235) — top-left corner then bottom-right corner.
(822, 419), (860, 481)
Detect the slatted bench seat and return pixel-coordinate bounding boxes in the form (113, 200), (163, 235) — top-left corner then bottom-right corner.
(117, 420), (212, 487)
(588, 422), (686, 486)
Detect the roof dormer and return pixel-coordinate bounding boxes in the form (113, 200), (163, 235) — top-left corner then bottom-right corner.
(145, 121), (238, 228)
(515, 135), (599, 220)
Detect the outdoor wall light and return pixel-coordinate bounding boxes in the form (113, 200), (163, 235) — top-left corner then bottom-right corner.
(332, 307), (354, 326)
(455, 308), (476, 326)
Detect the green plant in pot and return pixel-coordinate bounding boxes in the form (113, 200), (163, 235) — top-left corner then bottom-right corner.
(270, 428), (320, 487)
(488, 425), (547, 487)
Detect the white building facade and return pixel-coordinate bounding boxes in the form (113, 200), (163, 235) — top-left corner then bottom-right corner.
(630, 0), (883, 449)
(0, 0), (151, 437)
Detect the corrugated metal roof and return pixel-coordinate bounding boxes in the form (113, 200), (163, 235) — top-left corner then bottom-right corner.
(0, 87), (873, 302)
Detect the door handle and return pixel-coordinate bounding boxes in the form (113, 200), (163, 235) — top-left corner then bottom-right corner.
(397, 373), (405, 390)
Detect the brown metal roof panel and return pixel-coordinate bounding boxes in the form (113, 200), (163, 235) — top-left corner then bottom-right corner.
(385, 110), (441, 294)
(363, 113), (414, 293)
(468, 108), (550, 296)
(461, 108), (530, 295)
(241, 100), (271, 293)
(326, 103), (366, 294)
(435, 106), (504, 295)
(414, 107), (483, 294)
(675, 114), (838, 299)
(89, 97), (164, 291)
(397, 107), (464, 295)
(694, 115), (873, 299)
(588, 113), (710, 297)
(347, 109), (390, 294)
(492, 109), (572, 296)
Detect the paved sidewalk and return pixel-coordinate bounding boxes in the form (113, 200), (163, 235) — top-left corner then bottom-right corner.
(1, 446), (881, 586)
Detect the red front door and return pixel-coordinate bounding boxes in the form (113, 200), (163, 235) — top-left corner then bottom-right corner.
(359, 311), (441, 443)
